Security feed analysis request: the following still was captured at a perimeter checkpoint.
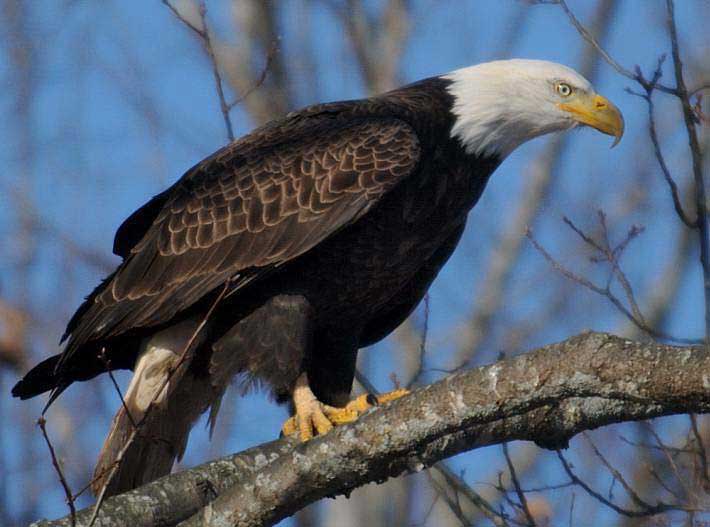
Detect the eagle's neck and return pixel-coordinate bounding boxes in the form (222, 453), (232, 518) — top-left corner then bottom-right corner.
(443, 65), (564, 159)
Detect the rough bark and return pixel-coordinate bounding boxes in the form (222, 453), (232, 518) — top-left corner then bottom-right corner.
(33, 331), (710, 527)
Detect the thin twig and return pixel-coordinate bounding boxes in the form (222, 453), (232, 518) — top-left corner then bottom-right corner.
(618, 435), (694, 455)
(502, 443), (536, 526)
(425, 470), (472, 527)
(227, 42), (277, 110)
(556, 450), (680, 517)
(583, 432), (664, 512)
(38, 417), (77, 526)
(436, 463), (516, 527)
(415, 492), (441, 527)
(596, 212), (647, 325)
(643, 422), (694, 502)
(516, 482), (575, 494)
(636, 86), (696, 229)
(163, 0), (235, 141)
(479, 477), (575, 495)
(98, 348), (137, 429)
(665, 0), (710, 352)
(562, 216), (604, 253)
(647, 464), (684, 502)
(624, 53), (696, 229)
(196, 3), (234, 141)
(495, 471), (524, 514)
(161, 0), (205, 37)
(407, 293), (430, 388)
(526, 227), (699, 344)
(689, 83), (710, 98)
(536, 0), (677, 94)
(689, 415), (709, 488)
(71, 462), (119, 502)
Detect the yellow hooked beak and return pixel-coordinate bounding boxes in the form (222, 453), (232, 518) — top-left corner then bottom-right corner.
(558, 93), (624, 147)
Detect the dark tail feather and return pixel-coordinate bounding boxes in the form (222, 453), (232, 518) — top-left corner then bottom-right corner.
(11, 354), (62, 400)
(12, 338), (138, 413)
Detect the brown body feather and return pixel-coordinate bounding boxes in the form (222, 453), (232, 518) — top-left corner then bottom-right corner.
(13, 77), (501, 495)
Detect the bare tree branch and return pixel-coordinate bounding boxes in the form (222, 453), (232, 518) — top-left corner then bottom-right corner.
(502, 443), (536, 526)
(664, 0), (710, 351)
(538, 0), (709, 353)
(643, 422), (695, 502)
(627, 67), (697, 229)
(556, 450), (679, 518)
(526, 226), (698, 344)
(582, 432), (672, 513)
(226, 43), (276, 111)
(532, 0), (678, 95)
(162, 0), (236, 141)
(38, 417), (77, 526)
(689, 414), (710, 489)
(428, 462), (515, 527)
(33, 331), (710, 527)
(329, 0), (410, 94)
(222, 1), (290, 124)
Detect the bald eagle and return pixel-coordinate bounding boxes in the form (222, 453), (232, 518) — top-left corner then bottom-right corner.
(12, 60), (623, 496)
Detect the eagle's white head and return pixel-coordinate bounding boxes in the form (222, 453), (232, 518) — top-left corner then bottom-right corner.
(445, 59), (624, 158)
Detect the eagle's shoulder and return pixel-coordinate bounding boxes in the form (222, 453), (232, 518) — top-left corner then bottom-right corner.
(111, 98), (384, 260)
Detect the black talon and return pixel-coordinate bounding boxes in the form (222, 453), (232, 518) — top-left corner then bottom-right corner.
(366, 393), (379, 406)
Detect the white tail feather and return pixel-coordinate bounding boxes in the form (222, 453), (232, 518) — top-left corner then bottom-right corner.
(92, 319), (207, 496)
(92, 316), (247, 497)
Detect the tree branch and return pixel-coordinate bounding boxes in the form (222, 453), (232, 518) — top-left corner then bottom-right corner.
(664, 0), (710, 351)
(526, 227), (699, 345)
(32, 332), (710, 527)
(162, 0), (236, 142)
(534, 0), (677, 94)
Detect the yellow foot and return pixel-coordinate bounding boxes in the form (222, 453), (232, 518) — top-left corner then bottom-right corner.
(281, 377), (410, 441)
(343, 389), (410, 416)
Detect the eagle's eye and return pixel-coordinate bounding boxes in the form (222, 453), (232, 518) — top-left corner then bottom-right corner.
(555, 82), (573, 97)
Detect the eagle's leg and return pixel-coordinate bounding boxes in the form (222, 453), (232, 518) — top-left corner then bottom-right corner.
(287, 373), (334, 440)
(282, 374), (409, 440)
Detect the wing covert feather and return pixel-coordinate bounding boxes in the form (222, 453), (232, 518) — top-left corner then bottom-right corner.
(66, 116), (420, 350)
